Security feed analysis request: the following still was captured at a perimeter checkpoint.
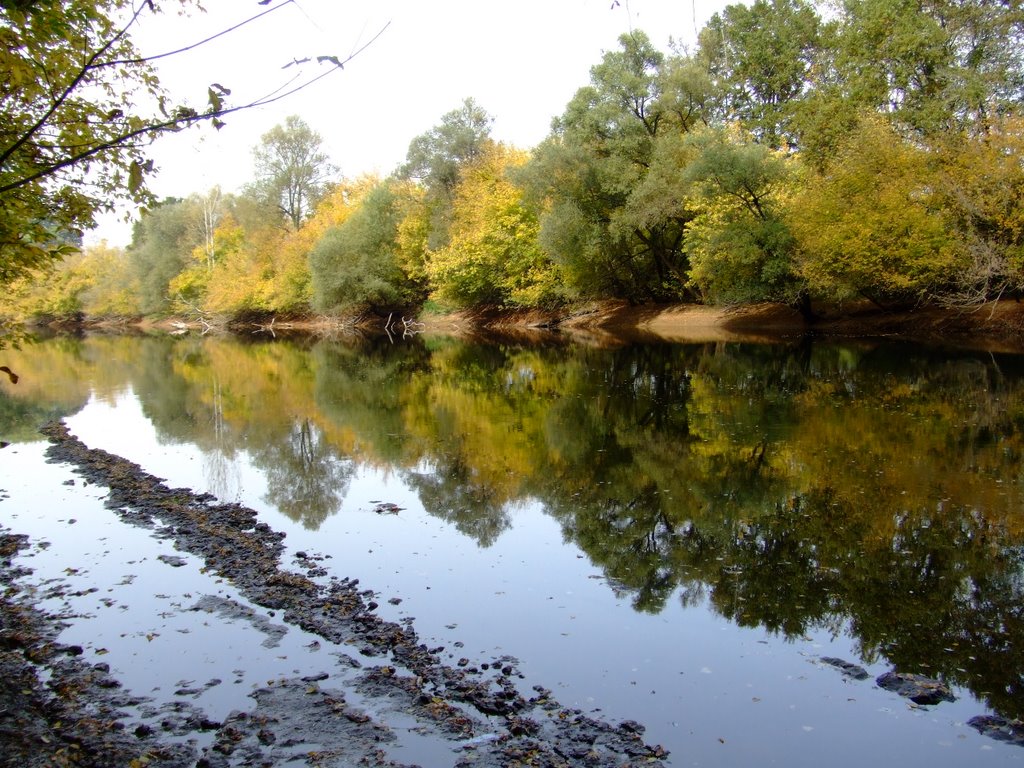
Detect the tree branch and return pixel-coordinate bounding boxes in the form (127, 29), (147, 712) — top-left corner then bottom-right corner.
(0, 2), (145, 171)
(102, 0), (295, 68)
(0, 20), (391, 197)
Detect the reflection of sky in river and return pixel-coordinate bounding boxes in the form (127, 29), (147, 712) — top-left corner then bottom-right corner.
(0, 388), (1011, 765)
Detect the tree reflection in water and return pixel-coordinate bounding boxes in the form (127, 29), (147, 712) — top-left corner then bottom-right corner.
(5, 333), (1024, 719)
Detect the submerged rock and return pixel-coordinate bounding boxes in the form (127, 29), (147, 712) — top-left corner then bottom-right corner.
(875, 671), (955, 705)
(820, 656), (870, 680)
(968, 714), (1024, 746)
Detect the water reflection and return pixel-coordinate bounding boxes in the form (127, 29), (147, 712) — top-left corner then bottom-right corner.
(4, 333), (1024, 720)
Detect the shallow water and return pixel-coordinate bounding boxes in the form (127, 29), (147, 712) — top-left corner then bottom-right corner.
(3, 332), (1024, 766)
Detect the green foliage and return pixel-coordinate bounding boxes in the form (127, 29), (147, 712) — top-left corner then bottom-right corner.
(127, 198), (204, 315)
(524, 32), (707, 303)
(399, 98), (494, 250)
(248, 116), (337, 230)
(684, 128), (801, 304)
(831, 0), (1024, 134)
(309, 181), (421, 312)
(687, 208), (798, 305)
(0, 0), (166, 283)
(699, 0), (823, 147)
(401, 97), (494, 194)
(833, 0), (954, 132)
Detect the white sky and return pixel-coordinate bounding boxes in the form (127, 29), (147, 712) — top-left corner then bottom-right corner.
(89, 0), (735, 244)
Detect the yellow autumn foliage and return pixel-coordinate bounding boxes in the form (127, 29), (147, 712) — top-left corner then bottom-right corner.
(789, 116), (964, 304)
(427, 144), (562, 308)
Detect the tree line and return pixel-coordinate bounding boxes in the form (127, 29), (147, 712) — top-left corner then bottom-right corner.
(5, 0), (1024, 323)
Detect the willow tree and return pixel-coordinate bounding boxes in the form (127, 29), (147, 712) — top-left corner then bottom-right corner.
(309, 180), (426, 313)
(523, 31), (714, 303)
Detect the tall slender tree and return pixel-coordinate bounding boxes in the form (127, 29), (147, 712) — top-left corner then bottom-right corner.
(399, 97), (494, 249)
(249, 116), (336, 230)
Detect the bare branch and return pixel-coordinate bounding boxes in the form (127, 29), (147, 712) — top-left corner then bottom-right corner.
(102, 0), (295, 68)
(0, 21), (392, 197)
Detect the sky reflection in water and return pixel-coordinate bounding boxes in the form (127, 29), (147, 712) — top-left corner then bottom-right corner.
(3, 333), (1024, 766)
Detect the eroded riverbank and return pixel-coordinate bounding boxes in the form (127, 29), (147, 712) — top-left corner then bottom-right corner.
(38, 298), (1024, 353)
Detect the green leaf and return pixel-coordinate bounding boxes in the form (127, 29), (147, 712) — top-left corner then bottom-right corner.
(207, 87), (222, 113)
(128, 160), (144, 194)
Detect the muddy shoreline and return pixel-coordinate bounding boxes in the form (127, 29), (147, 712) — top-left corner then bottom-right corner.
(0, 421), (670, 767)
(41, 299), (1024, 353)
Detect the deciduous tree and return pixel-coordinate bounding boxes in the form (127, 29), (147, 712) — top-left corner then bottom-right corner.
(699, 0), (823, 148)
(932, 116), (1024, 305)
(249, 115), (337, 230)
(829, 0), (1024, 134)
(790, 116), (962, 305)
(428, 144), (560, 308)
(126, 197), (203, 314)
(525, 32), (710, 303)
(683, 128), (801, 306)
(309, 180), (424, 313)
(399, 98), (494, 249)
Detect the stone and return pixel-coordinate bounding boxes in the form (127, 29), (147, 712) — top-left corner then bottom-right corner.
(875, 671), (954, 705)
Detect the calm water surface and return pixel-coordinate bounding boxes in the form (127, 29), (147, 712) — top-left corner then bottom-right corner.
(3, 332), (1024, 766)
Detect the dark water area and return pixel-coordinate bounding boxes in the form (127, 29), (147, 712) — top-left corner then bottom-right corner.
(3, 331), (1024, 766)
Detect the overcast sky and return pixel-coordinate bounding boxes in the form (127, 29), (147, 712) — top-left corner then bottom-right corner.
(90, 0), (735, 244)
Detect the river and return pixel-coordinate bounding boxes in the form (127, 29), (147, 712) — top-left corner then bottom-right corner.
(2, 330), (1024, 766)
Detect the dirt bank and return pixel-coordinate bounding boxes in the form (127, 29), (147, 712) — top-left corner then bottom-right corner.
(552, 300), (1024, 350)
(126, 300), (1024, 351)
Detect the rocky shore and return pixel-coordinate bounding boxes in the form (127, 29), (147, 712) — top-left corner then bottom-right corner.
(0, 421), (671, 767)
